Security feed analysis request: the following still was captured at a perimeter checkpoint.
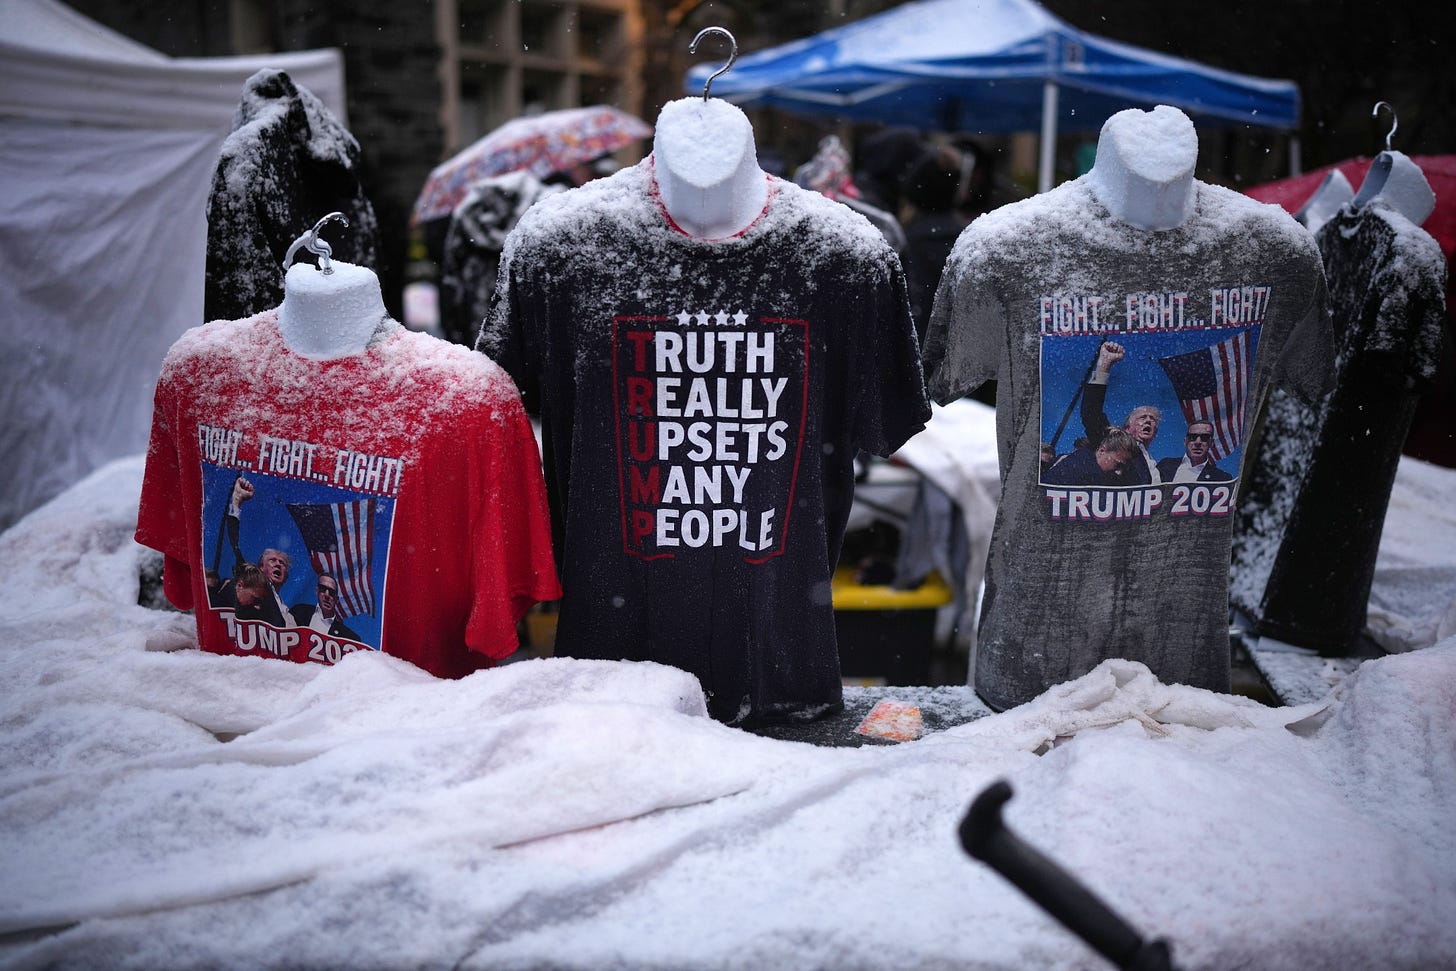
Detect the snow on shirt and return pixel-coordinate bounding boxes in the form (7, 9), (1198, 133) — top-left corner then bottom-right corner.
(135, 310), (560, 678)
(925, 175), (1331, 711)
(479, 159), (930, 724)
(1230, 198), (1449, 650)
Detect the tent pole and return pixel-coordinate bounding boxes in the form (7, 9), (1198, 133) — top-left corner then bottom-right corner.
(1288, 134), (1302, 177)
(1038, 81), (1058, 194)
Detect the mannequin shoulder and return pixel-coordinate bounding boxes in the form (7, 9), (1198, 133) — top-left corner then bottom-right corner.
(1341, 200), (1447, 270)
(1197, 181), (1313, 249)
(508, 164), (656, 249)
(770, 179), (898, 263)
(161, 313), (272, 378)
(943, 180), (1089, 268)
(382, 331), (528, 409)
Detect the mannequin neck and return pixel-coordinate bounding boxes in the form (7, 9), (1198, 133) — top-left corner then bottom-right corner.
(1351, 150), (1435, 226)
(277, 261), (388, 359)
(1297, 168), (1354, 234)
(653, 97), (768, 239)
(1088, 105), (1198, 231)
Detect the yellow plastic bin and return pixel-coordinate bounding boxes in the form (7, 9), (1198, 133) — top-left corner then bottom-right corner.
(832, 568), (953, 686)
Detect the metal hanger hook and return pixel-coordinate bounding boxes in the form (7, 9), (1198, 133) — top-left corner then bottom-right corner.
(283, 212), (350, 274)
(305, 212), (349, 274)
(690, 27), (737, 101)
(1372, 101), (1397, 152)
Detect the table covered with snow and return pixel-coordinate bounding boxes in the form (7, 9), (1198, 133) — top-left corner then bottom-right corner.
(1, 457), (1454, 970)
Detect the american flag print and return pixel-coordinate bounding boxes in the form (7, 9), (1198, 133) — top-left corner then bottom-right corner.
(285, 500), (378, 617)
(1157, 330), (1254, 460)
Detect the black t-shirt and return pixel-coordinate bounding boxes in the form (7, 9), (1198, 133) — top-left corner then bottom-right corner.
(480, 160), (929, 723)
(1230, 199), (1448, 649)
(204, 69), (379, 322)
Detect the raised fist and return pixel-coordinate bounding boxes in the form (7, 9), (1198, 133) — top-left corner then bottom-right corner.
(1096, 341), (1126, 371)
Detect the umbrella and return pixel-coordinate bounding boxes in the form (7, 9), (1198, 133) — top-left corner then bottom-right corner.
(411, 105), (651, 224)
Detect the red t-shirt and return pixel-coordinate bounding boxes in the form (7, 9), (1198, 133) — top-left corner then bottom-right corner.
(136, 311), (560, 678)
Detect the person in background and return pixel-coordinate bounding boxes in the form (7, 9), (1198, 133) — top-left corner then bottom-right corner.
(439, 155), (615, 347)
(793, 135), (906, 253)
(853, 126), (926, 217)
(900, 138), (988, 345)
(1039, 442), (1057, 475)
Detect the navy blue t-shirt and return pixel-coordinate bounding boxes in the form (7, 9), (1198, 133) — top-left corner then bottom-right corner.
(479, 161), (929, 724)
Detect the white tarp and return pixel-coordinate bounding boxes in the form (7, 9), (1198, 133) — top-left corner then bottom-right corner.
(1, 454), (1454, 969)
(0, 0), (345, 531)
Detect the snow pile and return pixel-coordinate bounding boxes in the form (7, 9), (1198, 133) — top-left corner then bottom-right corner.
(2, 457), (1454, 969)
(1367, 455), (1456, 652)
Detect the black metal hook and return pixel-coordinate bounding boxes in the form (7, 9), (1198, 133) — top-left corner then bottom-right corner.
(960, 781), (1177, 971)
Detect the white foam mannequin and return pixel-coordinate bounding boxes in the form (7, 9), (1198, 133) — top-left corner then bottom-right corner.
(653, 97), (768, 239)
(1087, 105), (1198, 231)
(277, 260), (390, 359)
(1296, 168), (1355, 235)
(1351, 150), (1436, 227)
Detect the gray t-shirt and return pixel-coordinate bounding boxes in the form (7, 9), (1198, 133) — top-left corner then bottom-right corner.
(924, 176), (1331, 711)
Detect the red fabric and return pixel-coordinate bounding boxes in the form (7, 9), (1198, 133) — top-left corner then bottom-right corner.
(136, 311), (560, 678)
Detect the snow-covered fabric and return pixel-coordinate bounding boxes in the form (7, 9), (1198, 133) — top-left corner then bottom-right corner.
(0, 0), (343, 534)
(480, 159), (929, 724)
(925, 176), (1331, 710)
(135, 310), (559, 677)
(1231, 200), (1450, 651)
(3, 460), (1456, 969)
(1366, 456), (1456, 652)
(204, 68), (379, 322)
(438, 170), (563, 346)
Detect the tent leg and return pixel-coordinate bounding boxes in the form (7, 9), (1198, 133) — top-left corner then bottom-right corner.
(1038, 82), (1058, 194)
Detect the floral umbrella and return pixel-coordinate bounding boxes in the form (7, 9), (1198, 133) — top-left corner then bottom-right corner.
(411, 105), (651, 224)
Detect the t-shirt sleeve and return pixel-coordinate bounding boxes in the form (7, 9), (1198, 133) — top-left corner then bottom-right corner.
(1274, 234), (1335, 405)
(161, 553), (195, 611)
(1367, 256), (1448, 389)
(464, 388), (561, 658)
(923, 225), (1004, 404)
(135, 372), (189, 553)
(475, 238), (541, 415)
(136, 370), (199, 612)
(852, 251), (931, 457)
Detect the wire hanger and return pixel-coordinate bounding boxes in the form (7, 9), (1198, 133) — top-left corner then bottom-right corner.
(690, 27), (737, 101)
(1372, 101), (1398, 152)
(282, 212), (350, 275)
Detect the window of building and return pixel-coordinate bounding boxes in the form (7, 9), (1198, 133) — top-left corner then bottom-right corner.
(437, 0), (643, 156)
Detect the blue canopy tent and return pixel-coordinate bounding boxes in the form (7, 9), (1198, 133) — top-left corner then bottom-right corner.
(685, 0), (1300, 191)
